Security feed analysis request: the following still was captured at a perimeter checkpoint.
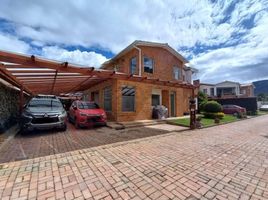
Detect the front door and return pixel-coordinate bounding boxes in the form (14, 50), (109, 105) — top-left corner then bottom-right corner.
(170, 92), (176, 117)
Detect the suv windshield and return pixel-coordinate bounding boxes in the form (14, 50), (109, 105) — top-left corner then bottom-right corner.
(78, 102), (100, 109)
(28, 99), (63, 108)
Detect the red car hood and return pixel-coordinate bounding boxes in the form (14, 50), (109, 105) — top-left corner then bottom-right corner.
(79, 109), (105, 115)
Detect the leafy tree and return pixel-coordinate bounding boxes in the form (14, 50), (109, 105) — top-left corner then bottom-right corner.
(198, 91), (208, 102)
(257, 93), (268, 101)
(198, 91), (208, 112)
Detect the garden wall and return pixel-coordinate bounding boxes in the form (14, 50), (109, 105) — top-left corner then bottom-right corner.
(0, 82), (26, 133)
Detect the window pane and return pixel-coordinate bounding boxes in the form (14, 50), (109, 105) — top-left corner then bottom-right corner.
(152, 94), (160, 106)
(210, 88), (214, 96)
(173, 66), (180, 80)
(144, 57), (153, 73)
(130, 57), (137, 74)
(104, 87), (112, 111)
(122, 86), (135, 112)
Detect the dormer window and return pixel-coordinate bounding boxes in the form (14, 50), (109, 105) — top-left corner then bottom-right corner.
(143, 57), (154, 73)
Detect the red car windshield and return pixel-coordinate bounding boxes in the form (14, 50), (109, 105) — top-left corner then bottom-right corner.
(78, 102), (100, 109)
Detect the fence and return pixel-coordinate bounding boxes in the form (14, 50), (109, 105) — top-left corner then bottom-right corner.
(213, 97), (258, 115)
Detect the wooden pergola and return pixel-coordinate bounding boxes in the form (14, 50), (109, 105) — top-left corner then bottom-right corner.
(0, 50), (196, 111)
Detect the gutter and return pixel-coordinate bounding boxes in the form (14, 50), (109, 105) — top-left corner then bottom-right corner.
(133, 45), (142, 76)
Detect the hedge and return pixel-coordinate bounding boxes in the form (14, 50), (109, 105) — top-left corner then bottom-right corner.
(203, 112), (225, 119)
(203, 101), (222, 113)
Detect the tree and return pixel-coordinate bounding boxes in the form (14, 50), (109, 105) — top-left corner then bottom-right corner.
(257, 93), (268, 101)
(198, 91), (208, 112)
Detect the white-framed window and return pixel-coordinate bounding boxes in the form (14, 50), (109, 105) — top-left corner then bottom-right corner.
(173, 66), (181, 80)
(210, 88), (214, 96)
(130, 57), (137, 74)
(143, 57), (154, 73)
(122, 86), (135, 112)
(103, 86), (112, 111)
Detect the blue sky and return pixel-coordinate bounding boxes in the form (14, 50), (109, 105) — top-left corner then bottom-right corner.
(0, 0), (267, 83)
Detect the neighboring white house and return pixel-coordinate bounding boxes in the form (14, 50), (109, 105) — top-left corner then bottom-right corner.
(200, 81), (254, 98)
(199, 83), (215, 96)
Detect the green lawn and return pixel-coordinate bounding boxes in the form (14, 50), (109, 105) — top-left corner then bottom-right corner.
(169, 115), (238, 127)
(257, 110), (268, 115)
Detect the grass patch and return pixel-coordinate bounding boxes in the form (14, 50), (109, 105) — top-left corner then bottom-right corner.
(257, 110), (268, 115)
(169, 115), (238, 127)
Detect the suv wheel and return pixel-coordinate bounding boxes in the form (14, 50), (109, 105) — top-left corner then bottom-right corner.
(59, 124), (67, 132)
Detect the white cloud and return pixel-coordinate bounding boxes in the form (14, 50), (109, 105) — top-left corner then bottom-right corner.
(0, 0), (267, 82)
(191, 10), (268, 83)
(0, 32), (30, 53)
(41, 46), (108, 67)
(0, 0), (244, 52)
(0, 32), (108, 67)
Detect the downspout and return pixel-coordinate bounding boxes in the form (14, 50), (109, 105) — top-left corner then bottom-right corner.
(133, 45), (142, 76)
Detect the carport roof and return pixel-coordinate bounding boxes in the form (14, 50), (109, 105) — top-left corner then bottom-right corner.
(0, 50), (195, 96)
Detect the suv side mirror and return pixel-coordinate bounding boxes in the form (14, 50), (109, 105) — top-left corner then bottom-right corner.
(73, 106), (77, 110)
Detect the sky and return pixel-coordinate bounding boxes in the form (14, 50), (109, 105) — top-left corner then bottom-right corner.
(0, 0), (267, 84)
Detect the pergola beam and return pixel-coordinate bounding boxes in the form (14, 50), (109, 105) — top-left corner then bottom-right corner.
(50, 70), (58, 94)
(66, 76), (95, 93)
(0, 50), (196, 96)
(0, 64), (33, 95)
(13, 74), (86, 78)
(0, 51), (97, 75)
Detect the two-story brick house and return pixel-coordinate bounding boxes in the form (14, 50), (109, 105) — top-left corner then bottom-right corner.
(83, 40), (197, 121)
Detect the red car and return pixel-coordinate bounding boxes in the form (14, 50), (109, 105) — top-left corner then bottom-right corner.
(68, 101), (107, 128)
(222, 104), (246, 115)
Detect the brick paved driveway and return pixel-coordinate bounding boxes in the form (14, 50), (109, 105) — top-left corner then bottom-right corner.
(0, 123), (173, 163)
(0, 115), (268, 200)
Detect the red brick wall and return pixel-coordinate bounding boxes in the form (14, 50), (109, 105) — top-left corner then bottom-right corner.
(104, 46), (184, 82)
(83, 79), (118, 121)
(117, 80), (193, 121)
(83, 79), (192, 122)
(240, 85), (254, 97)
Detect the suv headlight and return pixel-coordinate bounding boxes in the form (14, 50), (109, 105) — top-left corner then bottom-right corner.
(22, 112), (32, 118)
(59, 111), (67, 121)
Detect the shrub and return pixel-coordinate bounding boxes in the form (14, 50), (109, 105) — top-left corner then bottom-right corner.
(203, 101), (222, 113)
(236, 112), (247, 119)
(203, 112), (225, 119)
(199, 100), (207, 112)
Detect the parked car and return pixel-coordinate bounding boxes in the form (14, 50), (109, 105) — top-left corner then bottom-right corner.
(68, 100), (107, 128)
(20, 96), (67, 132)
(222, 104), (246, 116)
(259, 104), (268, 111)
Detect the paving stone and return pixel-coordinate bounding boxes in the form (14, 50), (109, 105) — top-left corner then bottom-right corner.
(0, 115), (268, 199)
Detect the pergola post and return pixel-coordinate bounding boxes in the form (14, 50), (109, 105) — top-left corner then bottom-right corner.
(19, 85), (24, 114)
(189, 88), (196, 130)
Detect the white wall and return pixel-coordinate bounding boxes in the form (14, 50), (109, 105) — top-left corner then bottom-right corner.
(200, 85), (214, 96)
(185, 70), (192, 84)
(215, 82), (240, 95)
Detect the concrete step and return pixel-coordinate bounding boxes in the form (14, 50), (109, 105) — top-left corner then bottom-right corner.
(119, 120), (167, 129)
